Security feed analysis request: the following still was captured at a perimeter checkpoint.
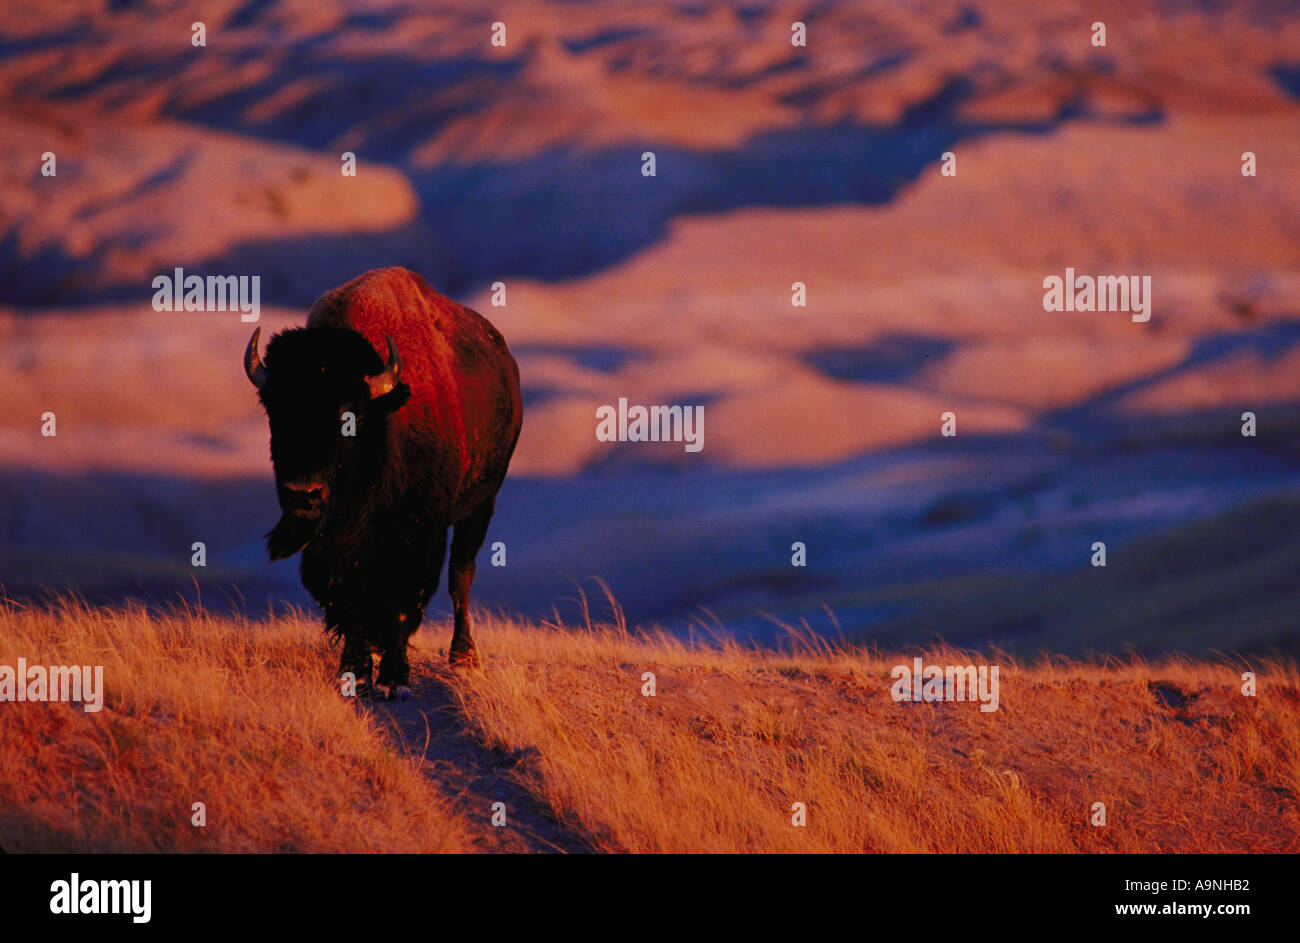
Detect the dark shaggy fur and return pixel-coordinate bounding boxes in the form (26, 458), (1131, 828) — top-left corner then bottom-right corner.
(251, 267), (522, 694)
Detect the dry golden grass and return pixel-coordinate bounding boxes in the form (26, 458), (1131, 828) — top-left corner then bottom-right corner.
(438, 607), (1300, 854)
(0, 598), (467, 852)
(2, 596), (1297, 853)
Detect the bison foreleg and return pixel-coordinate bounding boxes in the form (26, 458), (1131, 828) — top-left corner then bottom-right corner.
(338, 633), (374, 698)
(376, 614), (417, 700)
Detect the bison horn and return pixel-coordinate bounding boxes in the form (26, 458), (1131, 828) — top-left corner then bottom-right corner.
(367, 335), (401, 398)
(244, 327), (268, 389)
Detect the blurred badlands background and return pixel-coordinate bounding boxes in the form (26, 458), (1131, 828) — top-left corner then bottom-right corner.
(0, 0), (1298, 655)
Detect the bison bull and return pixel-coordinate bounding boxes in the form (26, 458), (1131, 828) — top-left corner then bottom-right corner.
(244, 267), (522, 698)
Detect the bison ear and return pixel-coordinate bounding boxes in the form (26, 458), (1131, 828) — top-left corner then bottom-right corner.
(370, 379), (411, 416)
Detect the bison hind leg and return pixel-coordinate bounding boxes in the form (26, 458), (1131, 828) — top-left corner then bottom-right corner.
(448, 498), (496, 669)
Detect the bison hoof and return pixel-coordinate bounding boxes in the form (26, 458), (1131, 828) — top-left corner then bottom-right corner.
(449, 648), (481, 670)
(375, 683), (413, 701)
(340, 676), (372, 699)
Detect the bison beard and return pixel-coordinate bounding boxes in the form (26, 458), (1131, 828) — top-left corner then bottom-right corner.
(245, 267), (523, 698)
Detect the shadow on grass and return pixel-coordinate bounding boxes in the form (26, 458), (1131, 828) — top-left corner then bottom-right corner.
(370, 666), (595, 853)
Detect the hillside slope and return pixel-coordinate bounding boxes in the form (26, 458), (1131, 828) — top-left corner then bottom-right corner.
(2, 599), (1296, 853)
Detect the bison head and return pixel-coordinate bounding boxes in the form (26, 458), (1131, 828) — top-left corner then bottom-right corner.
(245, 325), (411, 558)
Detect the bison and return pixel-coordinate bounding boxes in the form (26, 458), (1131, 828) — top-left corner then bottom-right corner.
(243, 267), (522, 698)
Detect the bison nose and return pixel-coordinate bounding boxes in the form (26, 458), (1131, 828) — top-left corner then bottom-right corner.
(281, 480), (328, 515)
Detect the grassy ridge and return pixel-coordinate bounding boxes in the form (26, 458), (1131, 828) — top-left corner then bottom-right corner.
(0, 600), (466, 852)
(444, 617), (1300, 853)
(2, 598), (1297, 853)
